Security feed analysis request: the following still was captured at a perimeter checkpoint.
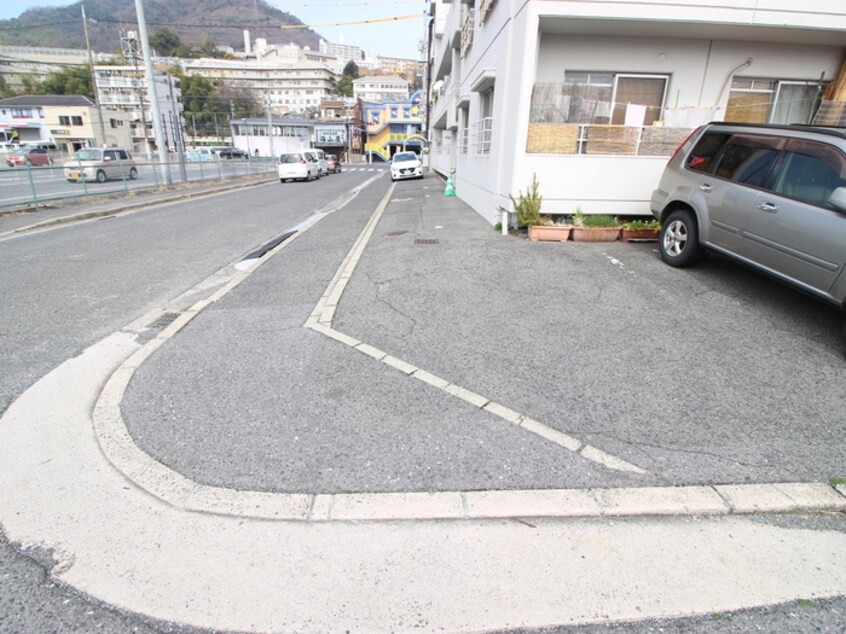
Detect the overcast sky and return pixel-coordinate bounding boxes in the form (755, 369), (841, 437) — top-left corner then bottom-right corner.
(0, 0), (428, 59)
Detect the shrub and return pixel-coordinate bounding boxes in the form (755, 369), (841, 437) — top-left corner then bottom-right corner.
(582, 214), (620, 228)
(510, 174), (543, 227)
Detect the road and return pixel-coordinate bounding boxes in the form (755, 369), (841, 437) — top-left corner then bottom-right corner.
(0, 158), (274, 208)
(0, 170), (844, 633)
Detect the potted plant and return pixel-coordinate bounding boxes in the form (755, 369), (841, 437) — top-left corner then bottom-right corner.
(511, 174), (572, 242)
(571, 209), (620, 242)
(621, 219), (661, 242)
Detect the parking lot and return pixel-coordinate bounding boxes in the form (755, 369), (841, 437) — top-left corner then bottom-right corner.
(122, 175), (846, 495)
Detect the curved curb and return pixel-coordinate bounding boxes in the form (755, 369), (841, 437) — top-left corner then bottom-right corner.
(91, 177), (846, 523)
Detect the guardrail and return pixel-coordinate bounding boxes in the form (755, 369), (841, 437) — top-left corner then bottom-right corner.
(0, 155), (277, 209)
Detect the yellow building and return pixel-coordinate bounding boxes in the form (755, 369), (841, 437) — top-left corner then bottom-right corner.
(363, 90), (424, 162)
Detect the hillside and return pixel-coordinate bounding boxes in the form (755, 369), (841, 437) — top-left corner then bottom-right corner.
(0, 0), (322, 53)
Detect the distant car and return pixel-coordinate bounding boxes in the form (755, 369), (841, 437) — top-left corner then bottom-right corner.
(63, 147), (137, 183)
(326, 154), (342, 174)
(217, 147), (250, 160)
(390, 151), (423, 181)
(305, 148), (328, 176)
(187, 148), (215, 162)
(6, 146), (53, 167)
(277, 151), (320, 182)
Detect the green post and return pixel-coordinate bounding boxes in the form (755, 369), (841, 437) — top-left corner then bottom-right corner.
(25, 162), (41, 208)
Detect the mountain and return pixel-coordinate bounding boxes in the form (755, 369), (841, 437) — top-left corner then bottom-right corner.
(0, 0), (322, 53)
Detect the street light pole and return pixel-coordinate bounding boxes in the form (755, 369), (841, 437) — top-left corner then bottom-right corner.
(133, 0), (170, 184)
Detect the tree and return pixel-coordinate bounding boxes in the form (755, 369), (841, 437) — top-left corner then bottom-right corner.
(342, 60), (360, 79)
(35, 66), (94, 98)
(0, 75), (14, 98)
(149, 28), (184, 57)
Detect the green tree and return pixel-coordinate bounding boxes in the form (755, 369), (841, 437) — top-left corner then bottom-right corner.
(342, 60), (360, 79)
(149, 28), (184, 57)
(0, 75), (14, 98)
(34, 66), (94, 98)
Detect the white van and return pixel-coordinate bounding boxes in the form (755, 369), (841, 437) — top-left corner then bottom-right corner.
(304, 148), (328, 176)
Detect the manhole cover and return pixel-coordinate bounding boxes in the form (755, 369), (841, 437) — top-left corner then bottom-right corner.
(415, 239), (439, 245)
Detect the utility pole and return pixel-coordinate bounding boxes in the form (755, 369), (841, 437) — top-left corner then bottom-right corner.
(122, 30), (150, 157)
(266, 93), (275, 159)
(133, 0), (170, 184)
(81, 4), (107, 146)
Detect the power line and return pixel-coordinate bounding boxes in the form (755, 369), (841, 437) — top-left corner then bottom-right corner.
(85, 13), (424, 30)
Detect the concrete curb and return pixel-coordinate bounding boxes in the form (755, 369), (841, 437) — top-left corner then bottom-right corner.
(88, 174), (846, 523)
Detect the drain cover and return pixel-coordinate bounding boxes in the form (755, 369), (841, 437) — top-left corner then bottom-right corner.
(415, 239), (439, 245)
(149, 312), (180, 330)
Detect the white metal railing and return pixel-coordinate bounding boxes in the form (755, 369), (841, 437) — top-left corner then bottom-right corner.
(459, 128), (469, 154)
(479, 0), (495, 23)
(460, 9), (475, 57)
(473, 117), (493, 154)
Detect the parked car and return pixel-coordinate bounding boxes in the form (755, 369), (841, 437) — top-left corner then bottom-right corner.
(651, 122), (846, 313)
(63, 147), (138, 182)
(326, 154), (342, 174)
(390, 151), (423, 181)
(6, 146), (53, 167)
(305, 148), (328, 176)
(277, 151), (320, 182)
(217, 147), (250, 160)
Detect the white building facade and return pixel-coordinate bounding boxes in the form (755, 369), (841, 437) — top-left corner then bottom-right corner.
(93, 65), (183, 154)
(428, 0), (846, 223)
(353, 76), (411, 103)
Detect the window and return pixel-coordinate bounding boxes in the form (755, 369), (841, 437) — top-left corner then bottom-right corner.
(713, 134), (782, 187)
(531, 73), (667, 126)
(726, 79), (822, 125)
(686, 132), (732, 174)
(59, 116), (71, 126)
(772, 139), (846, 208)
(72, 116), (83, 126)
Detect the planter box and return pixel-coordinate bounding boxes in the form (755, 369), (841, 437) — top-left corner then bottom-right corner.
(572, 227), (620, 242)
(621, 228), (659, 242)
(528, 225), (572, 242)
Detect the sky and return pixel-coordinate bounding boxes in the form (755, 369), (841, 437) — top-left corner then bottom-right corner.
(0, 0), (429, 59)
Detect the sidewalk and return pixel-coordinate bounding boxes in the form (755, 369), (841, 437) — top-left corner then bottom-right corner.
(0, 172), (844, 632)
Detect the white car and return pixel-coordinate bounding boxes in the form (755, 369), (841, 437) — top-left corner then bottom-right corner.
(277, 151), (320, 182)
(390, 152), (423, 181)
(305, 148), (329, 176)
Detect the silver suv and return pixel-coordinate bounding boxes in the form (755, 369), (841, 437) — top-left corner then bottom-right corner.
(651, 122), (846, 314)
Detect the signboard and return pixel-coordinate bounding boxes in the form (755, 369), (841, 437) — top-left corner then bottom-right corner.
(51, 129), (71, 135)
(315, 126), (346, 145)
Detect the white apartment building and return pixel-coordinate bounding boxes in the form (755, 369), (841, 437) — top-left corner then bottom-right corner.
(181, 55), (337, 116)
(0, 45), (116, 93)
(93, 65), (183, 154)
(428, 0), (846, 224)
(319, 40), (364, 65)
(353, 76), (410, 103)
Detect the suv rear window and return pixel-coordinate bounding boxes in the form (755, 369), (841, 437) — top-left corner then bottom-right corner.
(686, 132), (731, 173)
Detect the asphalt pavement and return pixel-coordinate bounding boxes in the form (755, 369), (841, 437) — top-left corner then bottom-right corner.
(1, 167), (845, 633)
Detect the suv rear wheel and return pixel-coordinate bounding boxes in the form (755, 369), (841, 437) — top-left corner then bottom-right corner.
(659, 209), (703, 267)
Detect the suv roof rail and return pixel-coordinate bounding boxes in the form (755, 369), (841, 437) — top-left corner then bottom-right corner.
(706, 121), (846, 140)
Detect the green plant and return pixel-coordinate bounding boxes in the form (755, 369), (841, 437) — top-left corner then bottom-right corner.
(796, 598), (815, 608)
(494, 222), (502, 232)
(831, 477), (846, 487)
(572, 207), (585, 227)
(510, 174), (543, 227)
(582, 214), (620, 228)
(622, 219), (661, 231)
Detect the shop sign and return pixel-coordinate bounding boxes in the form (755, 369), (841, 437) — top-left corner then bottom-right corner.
(315, 126), (346, 145)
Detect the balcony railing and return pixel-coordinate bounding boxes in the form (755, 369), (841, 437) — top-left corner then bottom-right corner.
(460, 9), (475, 57)
(479, 0), (495, 23)
(525, 123), (693, 156)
